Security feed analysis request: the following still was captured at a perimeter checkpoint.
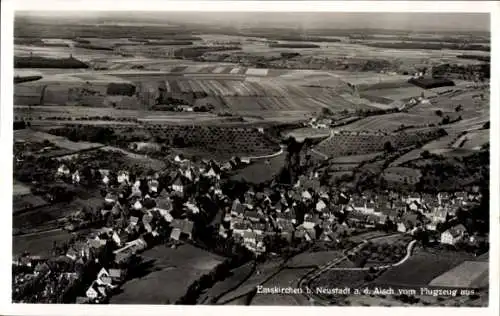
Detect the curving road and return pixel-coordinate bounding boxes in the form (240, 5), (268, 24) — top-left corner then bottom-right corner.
(297, 235), (416, 305)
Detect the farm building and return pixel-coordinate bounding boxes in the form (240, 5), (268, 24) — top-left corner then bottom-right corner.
(408, 77), (455, 90)
(429, 261), (488, 289)
(440, 224), (467, 245)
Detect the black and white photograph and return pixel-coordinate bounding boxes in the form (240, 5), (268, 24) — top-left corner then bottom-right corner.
(1, 0), (498, 313)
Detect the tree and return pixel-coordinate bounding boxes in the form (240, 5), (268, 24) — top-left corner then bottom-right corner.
(420, 150), (431, 159)
(322, 108), (333, 116)
(383, 141), (394, 153)
(435, 110), (443, 117)
(455, 104), (463, 112)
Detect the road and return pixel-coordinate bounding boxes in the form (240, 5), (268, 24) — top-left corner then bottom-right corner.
(297, 234), (415, 306)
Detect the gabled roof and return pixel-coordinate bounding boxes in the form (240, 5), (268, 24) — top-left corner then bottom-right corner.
(231, 199), (245, 214)
(172, 174), (189, 186)
(171, 219), (194, 235)
(447, 224), (467, 237)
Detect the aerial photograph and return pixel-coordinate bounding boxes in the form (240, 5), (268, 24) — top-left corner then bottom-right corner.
(11, 10), (490, 306)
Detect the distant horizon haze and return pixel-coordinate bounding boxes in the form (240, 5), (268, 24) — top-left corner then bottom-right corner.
(15, 11), (490, 33)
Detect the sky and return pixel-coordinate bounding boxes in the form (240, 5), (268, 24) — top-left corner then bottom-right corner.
(16, 11), (490, 32)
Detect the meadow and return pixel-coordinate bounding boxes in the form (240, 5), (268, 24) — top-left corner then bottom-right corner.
(111, 244), (223, 304)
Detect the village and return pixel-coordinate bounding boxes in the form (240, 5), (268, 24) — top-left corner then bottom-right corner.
(12, 145), (486, 304)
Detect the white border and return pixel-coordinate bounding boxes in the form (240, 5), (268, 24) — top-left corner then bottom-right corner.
(1, 1), (498, 316)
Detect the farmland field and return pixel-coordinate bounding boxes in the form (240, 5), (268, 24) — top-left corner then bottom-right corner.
(230, 152), (286, 184)
(286, 251), (344, 268)
(198, 261), (255, 304)
(13, 195), (104, 234)
(283, 128), (330, 141)
(14, 129), (102, 153)
(370, 248), (475, 288)
(453, 129), (489, 150)
(13, 181), (31, 196)
(312, 269), (369, 289)
(111, 244), (224, 304)
(217, 259), (284, 304)
(13, 228), (90, 257)
(428, 261), (488, 289)
(333, 113), (441, 132)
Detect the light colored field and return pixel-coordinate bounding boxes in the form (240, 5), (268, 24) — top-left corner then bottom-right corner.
(15, 44), (115, 62)
(453, 129), (489, 150)
(284, 128), (330, 141)
(334, 113), (441, 132)
(429, 261), (489, 289)
(13, 181), (31, 196)
(286, 251), (343, 268)
(111, 244), (223, 304)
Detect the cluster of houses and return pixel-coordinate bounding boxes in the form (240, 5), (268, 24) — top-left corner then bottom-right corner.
(14, 146), (484, 303)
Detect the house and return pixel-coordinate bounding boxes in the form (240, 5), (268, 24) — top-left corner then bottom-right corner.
(205, 167), (218, 178)
(253, 222), (267, 235)
(316, 200), (327, 212)
(171, 174), (188, 194)
(155, 193), (173, 212)
(148, 179), (159, 193)
(245, 210), (261, 222)
(302, 215), (316, 230)
(111, 202), (122, 216)
(397, 222), (408, 233)
(242, 231), (257, 247)
(232, 221), (251, 236)
(57, 164), (71, 177)
(408, 201), (421, 212)
(397, 213), (420, 234)
(441, 224), (467, 245)
(88, 238), (107, 250)
(96, 268), (112, 286)
(157, 209), (174, 223)
(105, 192), (118, 204)
(184, 201), (200, 214)
(170, 219), (194, 240)
(231, 199), (245, 217)
(117, 171), (129, 184)
(301, 190), (312, 201)
(66, 248), (79, 261)
(86, 281), (107, 300)
(112, 230), (129, 247)
(109, 269), (125, 283)
(72, 170), (80, 184)
(170, 228), (182, 241)
(219, 224), (228, 238)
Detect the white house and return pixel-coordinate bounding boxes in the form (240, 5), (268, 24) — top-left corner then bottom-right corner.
(316, 200), (327, 212)
(72, 170), (80, 184)
(301, 190), (312, 201)
(57, 164), (71, 177)
(96, 268), (113, 286)
(132, 200), (143, 211)
(441, 224), (467, 245)
(102, 175), (110, 185)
